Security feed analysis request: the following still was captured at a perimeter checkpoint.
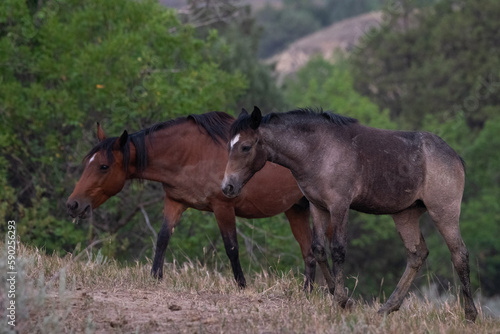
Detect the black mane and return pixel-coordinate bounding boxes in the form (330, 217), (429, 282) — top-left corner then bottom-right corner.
(230, 108), (358, 138)
(84, 111), (234, 176)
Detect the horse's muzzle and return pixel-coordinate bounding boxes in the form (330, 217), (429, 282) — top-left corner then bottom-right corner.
(222, 183), (237, 198)
(221, 176), (241, 198)
(66, 199), (92, 219)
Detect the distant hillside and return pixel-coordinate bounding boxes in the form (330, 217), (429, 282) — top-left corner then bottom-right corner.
(158, 2), (382, 80)
(267, 11), (382, 81)
(159, 0), (281, 11)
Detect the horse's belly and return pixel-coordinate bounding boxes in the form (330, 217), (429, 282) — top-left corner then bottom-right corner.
(352, 179), (422, 214)
(350, 197), (417, 215)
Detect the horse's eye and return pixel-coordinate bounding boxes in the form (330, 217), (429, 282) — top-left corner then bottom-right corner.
(241, 145), (251, 153)
(100, 165), (109, 171)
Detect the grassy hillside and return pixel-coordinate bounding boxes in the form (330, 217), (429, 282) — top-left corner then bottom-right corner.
(2, 242), (500, 333)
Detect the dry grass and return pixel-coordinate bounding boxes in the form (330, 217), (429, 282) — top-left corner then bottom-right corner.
(2, 242), (500, 334)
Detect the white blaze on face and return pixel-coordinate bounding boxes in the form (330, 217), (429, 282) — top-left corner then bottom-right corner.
(230, 134), (240, 149)
(88, 153), (97, 165)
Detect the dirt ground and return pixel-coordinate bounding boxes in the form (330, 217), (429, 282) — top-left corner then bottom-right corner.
(54, 286), (290, 333)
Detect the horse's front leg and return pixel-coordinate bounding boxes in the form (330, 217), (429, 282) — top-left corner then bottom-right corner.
(213, 204), (246, 288)
(310, 204), (336, 295)
(151, 198), (185, 279)
(328, 205), (350, 308)
(284, 199), (316, 292)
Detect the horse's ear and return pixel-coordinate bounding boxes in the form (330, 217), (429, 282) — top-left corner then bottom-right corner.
(239, 108), (248, 116)
(119, 130), (128, 148)
(96, 122), (107, 142)
(250, 106), (262, 130)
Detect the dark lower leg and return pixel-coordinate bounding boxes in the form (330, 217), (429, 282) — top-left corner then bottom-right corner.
(222, 235), (246, 288)
(312, 241), (335, 294)
(285, 203), (316, 292)
(310, 205), (336, 294)
(433, 215), (478, 323)
(303, 256), (317, 292)
(450, 242), (478, 322)
(151, 222), (172, 279)
(331, 243), (348, 307)
(328, 207), (349, 308)
(213, 206), (246, 288)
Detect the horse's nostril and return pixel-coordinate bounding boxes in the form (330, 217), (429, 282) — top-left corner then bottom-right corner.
(222, 183), (239, 198)
(67, 201), (78, 211)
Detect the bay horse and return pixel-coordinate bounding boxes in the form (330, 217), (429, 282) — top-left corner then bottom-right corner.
(221, 106), (478, 322)
(66, 111), (316, 289)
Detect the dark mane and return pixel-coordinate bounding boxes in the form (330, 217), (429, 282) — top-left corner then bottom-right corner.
(230, 108), (357, 138)
(186, 111), (233, 145)
(265, 108), (358, 126)
(84, 111), (234, 176)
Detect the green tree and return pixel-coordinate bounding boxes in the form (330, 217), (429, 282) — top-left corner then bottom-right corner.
(351, 0), (500, 129)
(256, 1), (322, 58)
(179, 0), (286, 111)
(283, 56), (394, 128)
(255, 0), (439, 59)
(0, 0), (246, 254)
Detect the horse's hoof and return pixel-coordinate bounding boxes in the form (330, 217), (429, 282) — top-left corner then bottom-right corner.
(151, 269), (163, 280)
(377, 303), (397, 316)
(465, 311), (478, 324)
(335, 297), (351, 310)
(377, 308), (388, 316)
(303, 282), (314, 293)
(344, 298), (355, 311)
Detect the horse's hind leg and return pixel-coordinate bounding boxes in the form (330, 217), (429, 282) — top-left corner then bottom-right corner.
(427, 205), (478, 322)
(151, 198), (185, 279)
(213, 204), (246, 288)
(284, 198), (316, 292)
(379, 206), (428, 315)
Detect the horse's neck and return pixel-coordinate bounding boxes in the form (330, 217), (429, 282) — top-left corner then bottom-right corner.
(260, 125), (310, 174)
(145, 130), (182, 177)
(136, 126), (222, 183)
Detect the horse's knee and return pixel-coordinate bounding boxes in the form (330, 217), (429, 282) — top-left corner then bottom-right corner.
(408, 246), (428, 270)
(305, 254), (317, 268)
(312, 243), (328, 262)
(331, 244), (346, 265)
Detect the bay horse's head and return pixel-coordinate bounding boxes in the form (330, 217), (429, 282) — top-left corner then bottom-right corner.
(222, 106), (267, 198)
(66, 123), (130, 220)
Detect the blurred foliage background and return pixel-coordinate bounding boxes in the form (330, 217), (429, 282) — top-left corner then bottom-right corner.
(1, 0), (499, 300)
